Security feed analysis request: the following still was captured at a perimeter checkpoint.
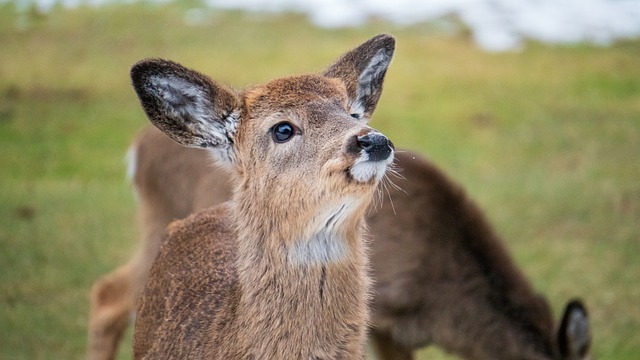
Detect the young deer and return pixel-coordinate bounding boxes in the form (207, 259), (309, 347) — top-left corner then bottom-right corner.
(127, 35), (396, 359)
(88, 46), (590, 360)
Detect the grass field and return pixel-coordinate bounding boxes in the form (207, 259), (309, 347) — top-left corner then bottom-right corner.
(0, 2), (639, 359)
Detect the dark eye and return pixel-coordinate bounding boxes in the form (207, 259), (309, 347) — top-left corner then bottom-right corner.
(350, 113), (362, 119)
(271, 122), (296, 143)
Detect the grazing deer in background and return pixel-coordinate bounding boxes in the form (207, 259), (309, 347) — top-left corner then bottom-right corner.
(88, 47), (591, 360)
(126, 35), (396, 359)
(367, 152), (591, 360)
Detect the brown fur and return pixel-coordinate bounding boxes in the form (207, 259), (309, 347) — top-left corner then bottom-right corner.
(124, 35), (396, 359)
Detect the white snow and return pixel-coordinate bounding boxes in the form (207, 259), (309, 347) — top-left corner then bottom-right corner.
(6, 0), (640, 51)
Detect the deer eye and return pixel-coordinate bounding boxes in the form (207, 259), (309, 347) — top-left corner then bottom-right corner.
(271, 122), (297, 143)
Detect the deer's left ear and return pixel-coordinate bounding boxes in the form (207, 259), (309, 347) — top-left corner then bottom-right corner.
(324, 34), (395, 121)
(130, 58), (242, 165)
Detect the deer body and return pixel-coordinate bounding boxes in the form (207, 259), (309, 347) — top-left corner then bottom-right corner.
(127, 35), (396, 359)
(134, 202), (367, 359)
(367, 151), (588, 360)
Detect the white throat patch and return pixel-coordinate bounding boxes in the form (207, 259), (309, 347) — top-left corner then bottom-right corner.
(287, 231), (347, 265)
(287, 201), (355, 265)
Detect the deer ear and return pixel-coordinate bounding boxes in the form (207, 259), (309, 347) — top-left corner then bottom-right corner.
(131, 59), (241, 164)
(557, 299), (591, 359)
(324, 34), (395, 121)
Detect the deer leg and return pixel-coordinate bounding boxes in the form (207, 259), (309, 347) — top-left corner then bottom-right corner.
(371, 329), (414, 360)
(87, 260), (144, 360)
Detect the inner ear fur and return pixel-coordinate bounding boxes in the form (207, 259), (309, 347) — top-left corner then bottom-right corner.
(324, 34), (395, 120)
(130, 58), (241, 151)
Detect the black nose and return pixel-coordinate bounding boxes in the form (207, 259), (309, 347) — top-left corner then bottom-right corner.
(357, 132), (393, 162)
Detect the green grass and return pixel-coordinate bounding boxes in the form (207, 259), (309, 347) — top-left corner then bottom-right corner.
(1, 2), (639, 359)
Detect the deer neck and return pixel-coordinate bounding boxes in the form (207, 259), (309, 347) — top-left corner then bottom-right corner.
(229, 193), (370, 358)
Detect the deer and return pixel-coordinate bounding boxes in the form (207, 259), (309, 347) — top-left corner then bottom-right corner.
(124, 34), (396, 359)
(88, 44), (591, 360)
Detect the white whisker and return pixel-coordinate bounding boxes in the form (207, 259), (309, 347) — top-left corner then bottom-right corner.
(385, 162), (406, 194)
(382, 175), (397, 215)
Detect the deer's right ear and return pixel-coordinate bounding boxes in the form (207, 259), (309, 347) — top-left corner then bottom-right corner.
(131, 59), (241, 164)
(324, 34), (395, 121)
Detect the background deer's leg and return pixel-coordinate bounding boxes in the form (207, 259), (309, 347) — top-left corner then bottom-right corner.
(371, 329), (414, 360)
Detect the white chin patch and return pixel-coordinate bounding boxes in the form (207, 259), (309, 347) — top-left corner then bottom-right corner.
(349, 152), (393, 183)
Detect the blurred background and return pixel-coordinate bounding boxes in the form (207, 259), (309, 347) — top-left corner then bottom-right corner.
(0, 0), (638, 359)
